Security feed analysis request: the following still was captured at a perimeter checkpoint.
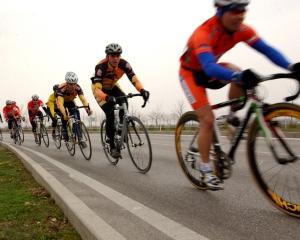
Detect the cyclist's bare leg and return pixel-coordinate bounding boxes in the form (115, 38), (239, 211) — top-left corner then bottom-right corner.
(196, 105), (223, 189)
(195, 105), (214, 163)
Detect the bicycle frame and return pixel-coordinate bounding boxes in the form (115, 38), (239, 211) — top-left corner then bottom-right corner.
(113, 94), (146, 150)
(113, 102), (130, 149)
(212, 90), (298, 165)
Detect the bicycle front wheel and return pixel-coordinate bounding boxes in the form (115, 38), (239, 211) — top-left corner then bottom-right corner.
(126, 116), (152, 173)
(54, 125), (62, 149)
(41, 125), (49, 147)
(100, 119), (119, 165)
(20, 127), (24, 143)
(77, 122), (92, 160)
(65, 126), (75, 156)
(247, 103), (300, 217)
(15, 129), (22, 145)
(175, 111), (208, 190)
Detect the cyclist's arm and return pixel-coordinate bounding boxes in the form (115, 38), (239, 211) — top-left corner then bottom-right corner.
(130, 75), (143, 92)
(251, 39), (290, 69)
(78, 94), (89, 107)
(197, 52), (236, 81)
(56, 96), (67, 119)
(121, 59), (144, 92)
(92, 81), (108, 101)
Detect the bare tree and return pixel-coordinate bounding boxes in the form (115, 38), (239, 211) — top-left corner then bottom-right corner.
(169, 99), (187, 125)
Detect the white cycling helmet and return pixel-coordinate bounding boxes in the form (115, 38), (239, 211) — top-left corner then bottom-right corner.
(214, 0), (250, 7)
(65, 71), (78, 84)
(6, 100), (12, 105)
(105, 43), (122, 55)
(32, 94), (39, 101)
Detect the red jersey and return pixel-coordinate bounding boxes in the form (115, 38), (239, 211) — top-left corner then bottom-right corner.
(3, 105), (21, 121)
(27, 99), (44, 119)
(180, 15), (259, 71)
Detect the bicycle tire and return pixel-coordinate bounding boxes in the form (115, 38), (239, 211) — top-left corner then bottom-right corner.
(126, 116), (152, 173)
(77, 121), (92, 160)
(247, 102), (300, 217)
(0, 129), (2, 141)
(65, 125), (75, 156)
(15, 128), (22, 145)
(40, 125), (49, 147)
(36, 130), (42, 146)
(100, 119), (119, 165)
(20, 128), (24, 143)
(54, 125), (62, 149)
(175, 111), (208, 190)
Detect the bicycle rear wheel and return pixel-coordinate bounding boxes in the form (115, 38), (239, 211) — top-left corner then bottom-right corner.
(77, 122), (92, 160)
(126, 116), (152, 173)
(100, 119), (119, 165)
(54, 125), (62, 149)
(41, 125), (49, 147)
(247, 103), (300, 217)
(175, 111), (208, 190)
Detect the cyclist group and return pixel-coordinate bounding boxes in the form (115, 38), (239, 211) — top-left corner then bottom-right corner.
(2, 43), (150, 157)
(1, 0), (300, 191)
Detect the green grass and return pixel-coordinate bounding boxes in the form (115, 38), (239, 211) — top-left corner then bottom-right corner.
(0, 146), (81, 240)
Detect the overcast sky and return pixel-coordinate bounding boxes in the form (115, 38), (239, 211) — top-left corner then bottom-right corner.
(1, 0), (300, 118)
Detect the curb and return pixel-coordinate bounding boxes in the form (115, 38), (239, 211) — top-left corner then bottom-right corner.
(0, 142), (124, 240)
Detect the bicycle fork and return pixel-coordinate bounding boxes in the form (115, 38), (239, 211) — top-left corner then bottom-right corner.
(255, 106), (298, 164)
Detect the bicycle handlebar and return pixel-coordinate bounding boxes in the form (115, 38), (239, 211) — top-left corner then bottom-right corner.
(260, 72), (300, 102)
(115, 93), (148, 108)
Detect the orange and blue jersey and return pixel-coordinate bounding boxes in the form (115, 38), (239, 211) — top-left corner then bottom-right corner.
(180, 15), (290, 82)
(179, 15), (290, 110)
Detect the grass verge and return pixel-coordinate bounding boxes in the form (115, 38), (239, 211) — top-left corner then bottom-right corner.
(0, 146), (81, 240)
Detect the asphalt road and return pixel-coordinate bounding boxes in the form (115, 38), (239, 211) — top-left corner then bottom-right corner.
(1, 133), (300, 240)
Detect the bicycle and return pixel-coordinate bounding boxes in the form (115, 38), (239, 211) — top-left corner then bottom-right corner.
(100, 93), (152, 173)
(11, 117), (24, 145)
(64, 106), (92, 160)
(53, 115), (63, 149)
(175, 72), (300, 217)
(33, 115), (49, 147)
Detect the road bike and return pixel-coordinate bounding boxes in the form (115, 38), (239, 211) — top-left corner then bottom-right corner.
(11, 117), (24, 145)
(65, 106), (92, 160)
(100, 93), (152, 173)
(33, 115), (49, 147)
(175, 72), (300, 217)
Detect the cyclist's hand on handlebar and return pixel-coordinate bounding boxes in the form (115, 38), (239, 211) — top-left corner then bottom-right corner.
(86, 109), (93, 116)
(106, 95), (116, 105)
(289, 62), (300, 75)
(140, 89), (150, 102)
(233, 69), (260, 89)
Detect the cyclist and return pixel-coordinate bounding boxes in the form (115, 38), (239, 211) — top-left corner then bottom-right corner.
(91, 43), (150, 158)
(3, 100), (22, 138)
(57, 71), (92, 146)
(179, 0), (300, 190)
(27, 94), (48, 143)
(46, 84), (61, 138)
